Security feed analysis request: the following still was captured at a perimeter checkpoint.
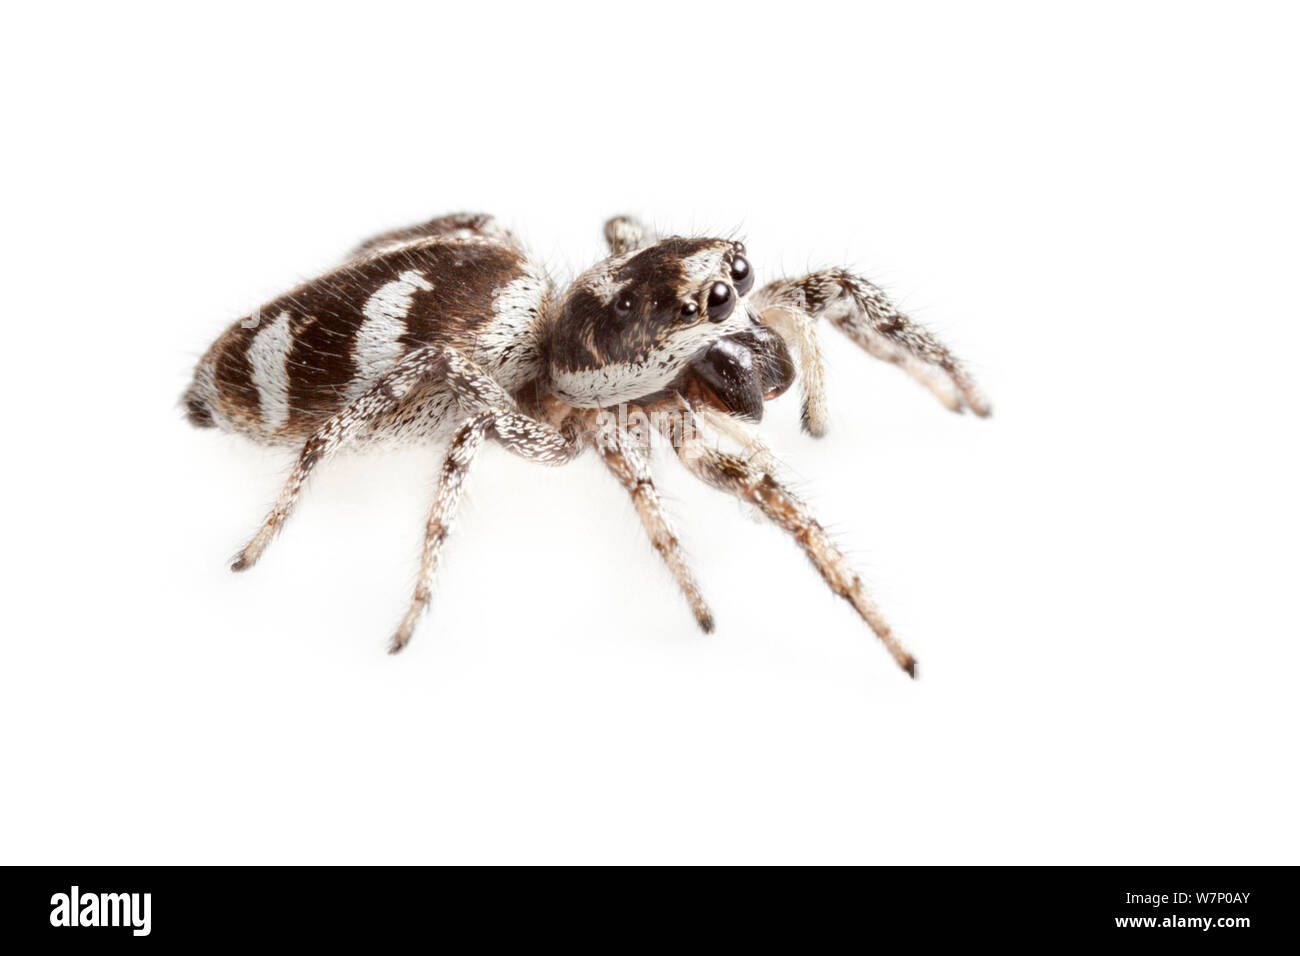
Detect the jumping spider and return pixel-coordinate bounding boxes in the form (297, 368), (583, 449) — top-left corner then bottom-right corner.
(183, 213), (990, 676)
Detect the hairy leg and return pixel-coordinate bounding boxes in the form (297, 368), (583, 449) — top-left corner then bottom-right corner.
(351, 212), (522, 258)
(758, 305), (830, 437)
(755, 269), (991, 418)
(232, 345), (576, 571)
(390, 411), (491, 652)
(592, 414), (714, 633)
(391, 403), (586, 652)
(603, 215), (657, 255)
(390, 401), (585, 652)
(694, 404), (777, 472)
(835, 323), (965, 412)
(656, 400), (917, 677)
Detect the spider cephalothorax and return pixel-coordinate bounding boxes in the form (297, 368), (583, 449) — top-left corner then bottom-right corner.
(548, 237), (795, 420)
(550, 239), (754, 402)
(183, 212), (991, 676)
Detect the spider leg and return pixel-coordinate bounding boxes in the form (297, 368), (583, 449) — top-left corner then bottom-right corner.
(603, 215), (657, 255)
(755, 304), (830, 437)
(837, 326), (967, 412)
(391, 402), (585, 652)
(390, 411), (488, 652)
(350, 212), (521, 258)
(694, 404), (777, 472)
(754, 269), (991, 420)
(232, 345), (578, 572)
(655, 399), (917, 677)
(592, 413), (714, 633)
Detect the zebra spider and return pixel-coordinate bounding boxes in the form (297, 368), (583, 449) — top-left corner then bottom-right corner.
(183, 213), (990, 676)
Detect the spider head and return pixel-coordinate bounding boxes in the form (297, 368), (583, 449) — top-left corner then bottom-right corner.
(549, 237), (794, 418)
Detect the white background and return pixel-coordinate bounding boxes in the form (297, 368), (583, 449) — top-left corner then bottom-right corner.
(3, 2), (1296, 864)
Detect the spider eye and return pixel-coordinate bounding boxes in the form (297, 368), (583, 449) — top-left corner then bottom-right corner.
(679, 302), (699, 321)
(731, 255), (754, 295)
(614, 291), (634, 316)
(706, 282), (734, 322)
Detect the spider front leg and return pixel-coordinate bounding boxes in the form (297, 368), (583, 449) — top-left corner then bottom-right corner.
(656, 399), (917, 677)
(755, 302), (831, 436)
(590, 409), (714, 633)
(754, 269), (991, 424)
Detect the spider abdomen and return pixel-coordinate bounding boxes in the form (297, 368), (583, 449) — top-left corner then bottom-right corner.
(184, 238), (551, 445)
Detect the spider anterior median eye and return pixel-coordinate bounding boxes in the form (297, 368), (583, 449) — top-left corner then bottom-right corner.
(615, 292), (634, 315)
(706, 282), (733, 321)
(731, 255), (753, 295)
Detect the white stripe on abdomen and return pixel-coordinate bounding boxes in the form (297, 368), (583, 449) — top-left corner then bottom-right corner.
(248, 309), (294, 434)
(347, 270), (434, 400)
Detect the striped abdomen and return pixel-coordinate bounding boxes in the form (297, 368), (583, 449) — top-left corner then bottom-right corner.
(183, 238), (551, 444)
